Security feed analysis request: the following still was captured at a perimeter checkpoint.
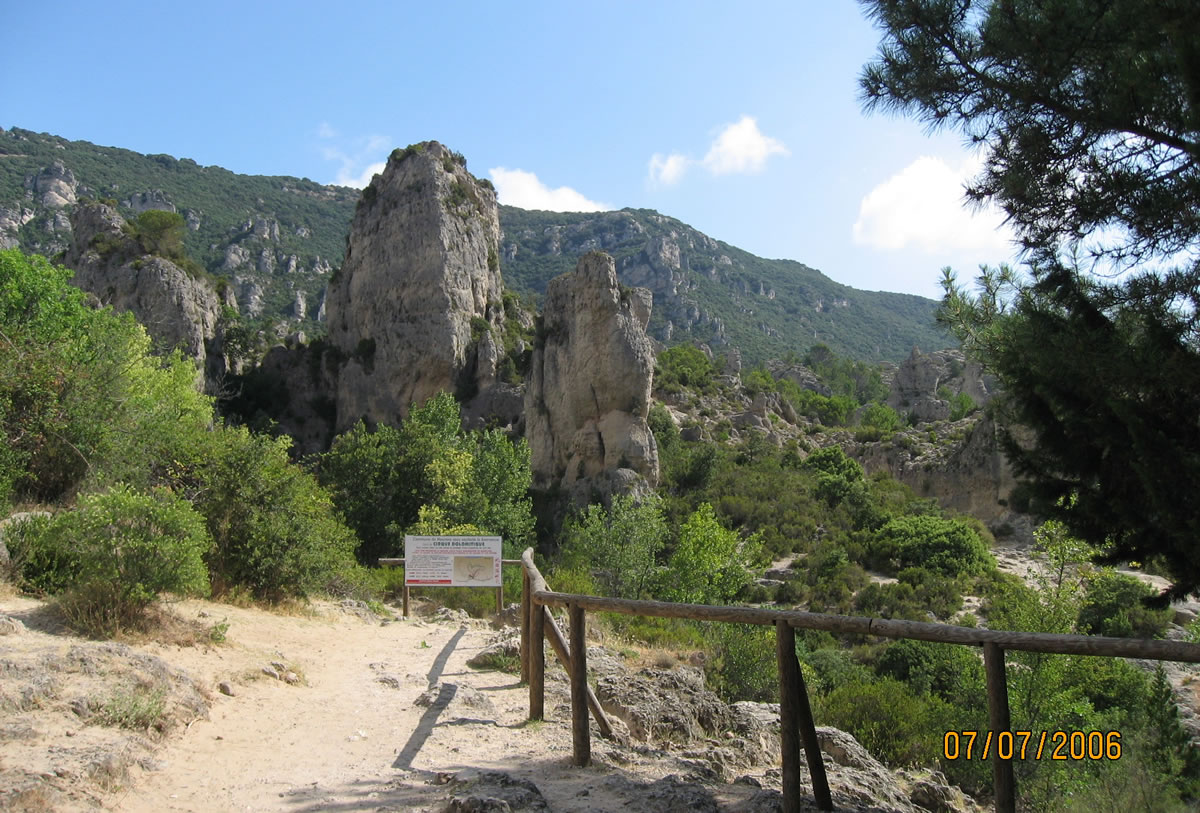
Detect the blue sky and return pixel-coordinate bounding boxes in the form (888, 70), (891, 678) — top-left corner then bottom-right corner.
(2, 0), (1019, 299)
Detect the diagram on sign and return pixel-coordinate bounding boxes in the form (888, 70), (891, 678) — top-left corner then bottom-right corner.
(454, 556), (493, 583)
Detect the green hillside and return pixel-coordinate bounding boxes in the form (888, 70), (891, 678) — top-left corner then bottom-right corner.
(1, 127), (948, 362)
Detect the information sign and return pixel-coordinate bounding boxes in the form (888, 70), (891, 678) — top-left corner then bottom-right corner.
(404, 535), (502, 587)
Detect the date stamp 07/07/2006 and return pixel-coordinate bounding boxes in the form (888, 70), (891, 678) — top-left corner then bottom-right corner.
(942, 731), (1123, 761)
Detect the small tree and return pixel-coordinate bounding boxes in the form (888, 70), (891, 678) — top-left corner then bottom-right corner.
(16, 485), (210, 636)
(559, 494), (667, 600)
(660, 503), (761, 605)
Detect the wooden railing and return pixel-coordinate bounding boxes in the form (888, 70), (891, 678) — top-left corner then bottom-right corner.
(513, 548), (1200, 813)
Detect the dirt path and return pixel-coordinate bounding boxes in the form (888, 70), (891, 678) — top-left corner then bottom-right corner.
(96, 601), (543, 812)
(3, 595), (742, 813)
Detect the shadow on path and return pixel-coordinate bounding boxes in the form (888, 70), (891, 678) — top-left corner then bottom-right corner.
(393, 627), (466, 770)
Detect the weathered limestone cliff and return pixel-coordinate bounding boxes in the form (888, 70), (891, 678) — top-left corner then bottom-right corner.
(62, 202), (233, 380)
(887, 347), (994, 423)
(525, 252), (659, 498)
(325, 142), (504, 430)
(856, 349), (1024, 530)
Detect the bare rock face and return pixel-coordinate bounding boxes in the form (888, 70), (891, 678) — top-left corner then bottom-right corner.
(25, 161), (77, 209)
(853, 411), (1022, 526)
(525, 251), (659, 495)
(121, 189), (175, 214)
(326, 141), (504, 430)
(888, 347), (994, 424)
(63, 202), (230, 379)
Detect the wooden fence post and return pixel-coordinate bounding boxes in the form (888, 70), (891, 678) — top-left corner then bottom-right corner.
(520, 570), (531, 684)
(529, 594), (545, 721)
(777, 621), (832, 812)
(569, 603), (590, 767)
(984, 642), (1015, 813)
(542, 607), (614, 739)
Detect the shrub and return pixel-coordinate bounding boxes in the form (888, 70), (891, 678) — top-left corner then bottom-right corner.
(655, 345), (717, 394)
(1077, 572), (1172, 638)
(875, 639), (984, 700)
(860, 403), (903, 435)
(871, 515), (994, 577)
(558, 494), (666, 599)
(799, 647), (873, 695)
(192, 426), (357, 601)
(17, 485), (210, 636)
(705, 623), (778, 702)
(818, 678), (948, 766)
(660, 503), (760, 605)
(647, 403), (680, 453)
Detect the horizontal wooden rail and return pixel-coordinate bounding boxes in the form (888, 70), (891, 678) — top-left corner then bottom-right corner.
(517, 547), (1200, 813)
(517, 553), (1200, 663)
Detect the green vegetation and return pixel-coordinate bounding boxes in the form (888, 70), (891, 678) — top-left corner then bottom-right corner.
(318, 392), (535, 566)
(655, 345), (719, 394)
(861, 0), (1200, 603)
(497, 206), (946, 364)
(91, 685), (168, 732)
(2, 250), (359, 624)
(15, 486), (210, 636)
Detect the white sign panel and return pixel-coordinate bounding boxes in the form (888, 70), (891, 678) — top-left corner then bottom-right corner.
(404, 535), (502, 587)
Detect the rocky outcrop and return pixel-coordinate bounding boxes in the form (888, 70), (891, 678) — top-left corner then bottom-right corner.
(62, 202), (231, 380)
(25, 161), (77, 209)
(888, 348), (994, 424)
(325, 141), (504, 430)
(593, 659), (980, 812)
(121, 189), (175, 214)
(0, 207), (35, 249)
(525, 251), (659, 497)
(852, 411), (1023, 526)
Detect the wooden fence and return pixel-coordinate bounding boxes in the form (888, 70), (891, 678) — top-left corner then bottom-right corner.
(512, 548), (1200, 813)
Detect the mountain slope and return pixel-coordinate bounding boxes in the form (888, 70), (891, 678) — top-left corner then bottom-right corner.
(499, 206), (947, 363)
(1, 127), (948, 362)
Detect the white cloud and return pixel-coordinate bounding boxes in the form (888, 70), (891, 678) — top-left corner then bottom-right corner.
(318, 129), (390, 188)
(702, 116), (789, 176)
(646, 116), (788, 186)
(488, 167), (609, 212)
(853, 155), (1013, 255)
(337, 160), (387, 189)
(648, 152), (690, 186)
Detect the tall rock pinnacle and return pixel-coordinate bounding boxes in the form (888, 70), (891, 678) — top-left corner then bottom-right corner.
(525, 251), (659, 498)
(325, 141), (504, 429)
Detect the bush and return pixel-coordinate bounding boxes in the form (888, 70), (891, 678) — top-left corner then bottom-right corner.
(875, 639), (984, 700)
(558, 494), (666, 599)
(860, 403), (903, 435)
(660, 503), (760, 605)
(818, 678), (948, 766)
(1077, 572), (1172, 638)
(871, 515), (994, 577)
(799, 647), (873, 695)
(655, 345), (717, 394)
(705, 623), (778, 702)
(192, 426), (357, 601)
(16, 485), (210, 636)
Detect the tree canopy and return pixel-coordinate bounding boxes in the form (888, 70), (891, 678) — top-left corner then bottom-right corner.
(860, 0), (1200, 600)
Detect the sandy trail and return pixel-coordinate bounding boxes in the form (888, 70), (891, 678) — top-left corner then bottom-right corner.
(97, 602), (553, 812)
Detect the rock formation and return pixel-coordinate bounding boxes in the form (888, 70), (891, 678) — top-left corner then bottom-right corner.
(887, 347), (994, 424)
(325, 141), (504, 430)
(525, 251), (659, 497)
(62, 202), (233, 380)
(25, 161), (77, 210)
